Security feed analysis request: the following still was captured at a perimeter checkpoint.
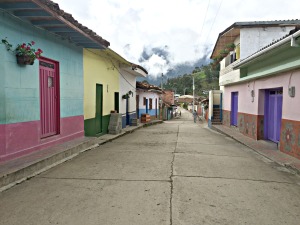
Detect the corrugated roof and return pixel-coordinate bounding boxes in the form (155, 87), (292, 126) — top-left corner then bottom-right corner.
(0, 0), (109, 49)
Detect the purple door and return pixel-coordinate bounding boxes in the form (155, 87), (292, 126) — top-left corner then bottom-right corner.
(231, 92), (238, 126)
(39, 59), (60, 138)
(266, 89), (283, 142)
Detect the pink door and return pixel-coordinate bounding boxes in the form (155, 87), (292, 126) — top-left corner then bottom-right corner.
(39, 59), (60, 138)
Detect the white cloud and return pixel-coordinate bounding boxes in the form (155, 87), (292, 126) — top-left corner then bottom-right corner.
(55, 0), (300, 77)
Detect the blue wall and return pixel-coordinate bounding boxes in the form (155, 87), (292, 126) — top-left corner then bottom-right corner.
(122, 112), (137, 128)
(138, 109), (159, 118)
(0, 11), (83, 125)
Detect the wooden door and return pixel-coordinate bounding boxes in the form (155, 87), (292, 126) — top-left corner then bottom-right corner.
(40, 59), (59, 138)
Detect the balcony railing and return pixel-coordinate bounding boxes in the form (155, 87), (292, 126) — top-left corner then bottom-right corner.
(220, 59), (241, 76)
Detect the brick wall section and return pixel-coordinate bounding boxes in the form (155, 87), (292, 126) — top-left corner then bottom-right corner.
(222, 110), (231, 127)
(280, 119), (300, 160)
(162, 90), (174, 105)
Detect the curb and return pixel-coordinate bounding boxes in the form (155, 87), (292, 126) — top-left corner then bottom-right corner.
(0, 120), (163, 192)
(211, 125), (300, 175)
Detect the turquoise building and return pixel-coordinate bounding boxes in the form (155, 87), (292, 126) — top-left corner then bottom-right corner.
(0, 1), (109, 162)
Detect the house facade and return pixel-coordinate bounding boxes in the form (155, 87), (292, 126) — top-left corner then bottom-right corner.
(83, 48), (148, 134)
(161, 90), (175, 120)
(0, 1), (109, 162)
(120, 65), (147, 128)
(83, 49), (118, 136)
(210, 20), (300, 159)
(136, 82), (162, 120)
(209, 20), (300, 126)
(229, 28), (300, 159)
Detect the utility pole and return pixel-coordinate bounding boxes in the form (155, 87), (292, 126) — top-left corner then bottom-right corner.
(192, 75), (195, 111)
(160, 73), (164, 120)
(184, 87), (187, 95)
(161, 73), (163, 90)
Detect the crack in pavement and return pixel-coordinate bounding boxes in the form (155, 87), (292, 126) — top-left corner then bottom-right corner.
(176, 142), (239, 145)
(174, 151), (250, 158)
(37, 177), (171, 182)
(173, 175), (297, 185)
(169, 124), (179, 225)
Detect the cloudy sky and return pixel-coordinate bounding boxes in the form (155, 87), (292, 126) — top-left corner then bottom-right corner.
(55, 0), (300, 78)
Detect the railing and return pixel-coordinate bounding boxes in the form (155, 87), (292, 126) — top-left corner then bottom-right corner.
(219, 59), (241, 76)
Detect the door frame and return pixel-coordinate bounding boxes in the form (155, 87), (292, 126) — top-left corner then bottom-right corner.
(95, 84), (103, 134)
(136, 95), (140, 119)
(264, 88), (283, 142)
(39, 57), (60, 138)
(114, 92), (119, 113)
(126, 98), (129, 125)
(231, 92), (238, 126)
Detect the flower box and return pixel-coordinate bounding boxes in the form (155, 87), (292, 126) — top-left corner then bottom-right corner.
(16, 55), (34, 65)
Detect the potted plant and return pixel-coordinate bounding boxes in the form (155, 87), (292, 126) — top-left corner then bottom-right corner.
(1, 38), (43, 65)
(225, 43), (235, 51)
(219, 49), (229, 57)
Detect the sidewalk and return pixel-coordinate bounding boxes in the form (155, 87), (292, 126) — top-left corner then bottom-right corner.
(0, 120), (163, 192)
(211, 124), (300, 175)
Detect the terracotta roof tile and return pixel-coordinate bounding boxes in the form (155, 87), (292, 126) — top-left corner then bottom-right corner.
(37, 0), (110, 47)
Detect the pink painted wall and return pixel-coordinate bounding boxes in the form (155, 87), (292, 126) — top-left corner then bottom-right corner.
(223, 69), (300, 121)
(0, 115), (84, 162)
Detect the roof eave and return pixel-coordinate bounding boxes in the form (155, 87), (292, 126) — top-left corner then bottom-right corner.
(0, 0), (110, 49)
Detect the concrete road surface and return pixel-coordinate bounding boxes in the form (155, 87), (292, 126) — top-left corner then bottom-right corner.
(0, 108), (300, 225)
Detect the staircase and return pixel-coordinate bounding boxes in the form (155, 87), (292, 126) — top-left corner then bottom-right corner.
(212, 108), (222, 125)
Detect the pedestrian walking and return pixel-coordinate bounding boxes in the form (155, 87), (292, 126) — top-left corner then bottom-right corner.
(192, 110), (197, 123)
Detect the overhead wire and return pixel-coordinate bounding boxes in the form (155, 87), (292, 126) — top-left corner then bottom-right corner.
(198, 0), (211, 43)
(203, 0), (224, 48)
(85, 48), (138, 90)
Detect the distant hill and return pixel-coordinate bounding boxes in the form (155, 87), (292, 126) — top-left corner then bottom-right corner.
(138, 57), (211, 86)
(138, 58), (220, 98)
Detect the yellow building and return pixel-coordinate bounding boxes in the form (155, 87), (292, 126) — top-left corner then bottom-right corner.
(83, 48), (147, 136)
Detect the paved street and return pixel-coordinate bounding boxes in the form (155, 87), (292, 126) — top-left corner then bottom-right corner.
(0, 109), (300, 225)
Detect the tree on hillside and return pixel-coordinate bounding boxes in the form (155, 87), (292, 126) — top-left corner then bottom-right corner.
(162, 62), (220, 97)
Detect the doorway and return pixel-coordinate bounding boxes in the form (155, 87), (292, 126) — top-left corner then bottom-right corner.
(231, 92), (238, 126)
(95, 84), (103, 134)
(264, 88), (283, 142)
(39, 59), (60, 138)
(114, 92), (119, 113)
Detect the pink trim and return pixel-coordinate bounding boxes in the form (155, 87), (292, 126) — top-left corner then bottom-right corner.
(0, 124), (5, 156)
(0, 115), (84, 162)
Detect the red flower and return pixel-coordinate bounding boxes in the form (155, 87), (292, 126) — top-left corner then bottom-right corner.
(37, 48), (43, 53)
(31, 41), (35, 45)
(26, 46), (31, 50)
(21, 43), (26, 48)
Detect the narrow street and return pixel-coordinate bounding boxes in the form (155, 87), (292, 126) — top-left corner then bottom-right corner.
(0, 109), (300, 225)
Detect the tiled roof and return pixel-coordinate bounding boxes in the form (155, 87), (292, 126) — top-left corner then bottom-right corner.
(136, 82), (162, 91)
(0, 0), (109, 48)
(39, 0), (109, 47)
